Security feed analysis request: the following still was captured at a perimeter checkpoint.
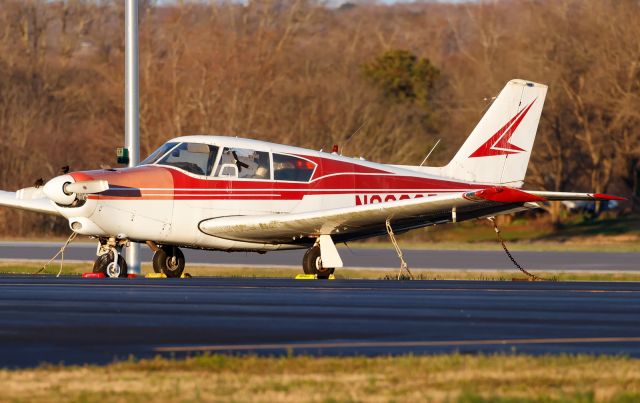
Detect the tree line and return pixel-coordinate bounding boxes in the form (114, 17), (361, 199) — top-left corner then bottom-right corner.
(0, 0), (638, 236)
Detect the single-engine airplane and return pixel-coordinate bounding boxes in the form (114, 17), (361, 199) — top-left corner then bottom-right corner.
(0, 79), (624, 278)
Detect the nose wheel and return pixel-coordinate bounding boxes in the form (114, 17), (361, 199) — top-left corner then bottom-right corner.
(92, 237), (129, 278)
(93, 250), (128, 278)
(302, 245), (335, 279)
(153, 246), (185, 278)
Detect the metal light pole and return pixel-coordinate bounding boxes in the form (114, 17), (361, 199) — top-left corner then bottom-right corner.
(125, 0), (141, 274)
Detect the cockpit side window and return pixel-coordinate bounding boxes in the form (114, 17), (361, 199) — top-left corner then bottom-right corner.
(273, 154), (316, 182)
(216, 147), (271, 180)
(157, 143), (219, 176)
(140, 142), (180, 165)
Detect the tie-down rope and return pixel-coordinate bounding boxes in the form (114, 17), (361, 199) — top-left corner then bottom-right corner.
(33, 232), (78, 277)
(487, 217), (545, 281)
(385, 219), (414, 280)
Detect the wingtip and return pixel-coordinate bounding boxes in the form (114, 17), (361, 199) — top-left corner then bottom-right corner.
(591, 193), (627, 201)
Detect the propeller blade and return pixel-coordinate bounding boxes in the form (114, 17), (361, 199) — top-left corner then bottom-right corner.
(16, 187), (46, 200)
(64, 180), (109, 195)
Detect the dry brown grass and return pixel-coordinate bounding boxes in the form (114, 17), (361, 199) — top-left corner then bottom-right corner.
(1, 354), (640, 402)
(2, 262), (640, 282)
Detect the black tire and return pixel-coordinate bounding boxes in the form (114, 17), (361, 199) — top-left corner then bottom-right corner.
(303, 245), (334, 279)
(92, 251), (128, 278)
(153, 247), (185, 278)
(302, 247), (314, 274)
(152, 250), (162, 273)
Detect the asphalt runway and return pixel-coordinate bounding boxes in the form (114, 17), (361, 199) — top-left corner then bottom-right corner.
(1, 276), (640, 368)
(0, 241), (639, 271)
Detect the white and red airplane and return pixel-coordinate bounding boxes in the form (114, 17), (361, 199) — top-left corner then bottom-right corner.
(0, 79), (623, 278)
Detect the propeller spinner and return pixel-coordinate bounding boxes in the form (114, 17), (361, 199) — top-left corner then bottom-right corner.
(42, 175), (109, 206)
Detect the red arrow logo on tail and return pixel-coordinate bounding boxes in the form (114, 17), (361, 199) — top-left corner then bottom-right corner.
(469, 98), (537, 158)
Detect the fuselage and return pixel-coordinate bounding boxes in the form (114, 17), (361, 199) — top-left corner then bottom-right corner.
(53, 135), (489, 251)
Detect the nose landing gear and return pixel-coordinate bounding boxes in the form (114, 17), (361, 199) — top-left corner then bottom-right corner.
(152, 246), (185, 278)
(92, 237), (129, 278)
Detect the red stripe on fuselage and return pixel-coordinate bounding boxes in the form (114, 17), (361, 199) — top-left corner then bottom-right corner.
(79, 155), (488, 201)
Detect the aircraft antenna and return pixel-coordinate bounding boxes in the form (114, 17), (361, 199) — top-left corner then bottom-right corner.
(419, 139), (441, 167)
(340, 121), (366, 156)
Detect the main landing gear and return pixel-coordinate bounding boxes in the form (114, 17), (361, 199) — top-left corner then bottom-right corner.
(302, 245), (335, 279)
(92, 237), (128, 278)
(152, 246), (185, 278)
(302, 235), (344, 279)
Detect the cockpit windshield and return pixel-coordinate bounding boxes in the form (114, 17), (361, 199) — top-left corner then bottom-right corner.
(155, 142), (219, 176)
(140, 142), (179, 165)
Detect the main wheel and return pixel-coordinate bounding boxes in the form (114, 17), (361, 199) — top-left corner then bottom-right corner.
(302, 245), (334, 279)
(302, 247), (314, 274)
(93, 251), (128, 278)
(153, 246), (185, 278)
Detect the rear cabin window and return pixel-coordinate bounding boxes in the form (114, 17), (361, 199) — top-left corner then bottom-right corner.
(216, 147), (271, 180)
(273, 154), (315, 182)
(157, 142), (219, 176)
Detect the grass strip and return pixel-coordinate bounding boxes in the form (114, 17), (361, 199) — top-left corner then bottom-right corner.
(1, 354), (639, 402)
(1, 262), (640, 282)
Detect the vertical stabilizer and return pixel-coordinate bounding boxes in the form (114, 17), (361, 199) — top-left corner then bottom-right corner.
(442, 79), (547, 186)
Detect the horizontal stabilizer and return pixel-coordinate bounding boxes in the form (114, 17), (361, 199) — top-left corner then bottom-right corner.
(526, 191), (626, 202)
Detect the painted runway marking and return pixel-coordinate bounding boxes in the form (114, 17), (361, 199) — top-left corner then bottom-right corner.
(155, 337), (640, 353)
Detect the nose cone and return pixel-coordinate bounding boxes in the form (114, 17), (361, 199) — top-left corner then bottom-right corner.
(43, 174), (76, 205)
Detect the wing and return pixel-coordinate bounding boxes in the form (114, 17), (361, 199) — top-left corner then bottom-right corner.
(200, 187), (624, 244)
(0, 188), (60, 215)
